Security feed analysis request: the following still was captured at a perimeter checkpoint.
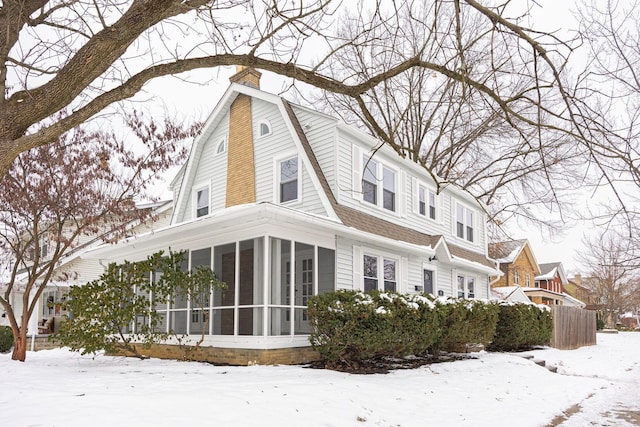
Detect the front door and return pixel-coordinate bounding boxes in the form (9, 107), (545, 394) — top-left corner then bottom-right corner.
(423, 269), (434, 295)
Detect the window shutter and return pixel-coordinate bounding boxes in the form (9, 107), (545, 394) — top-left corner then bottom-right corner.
(400, 256), (408, 293)
(353, 246), (363, 291)
(411, 177), (418, 214)
(352, 146), (361, 196)
(399, 171), (407, 217)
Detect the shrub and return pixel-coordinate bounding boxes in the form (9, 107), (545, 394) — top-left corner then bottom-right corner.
(431, 297), (499, 353)
(488, 302), (553, 351)
(0, 326), (14, 353)
(308, 290), (440, 364)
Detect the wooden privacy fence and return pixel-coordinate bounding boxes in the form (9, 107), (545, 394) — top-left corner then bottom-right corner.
(550, 305), (597, 350)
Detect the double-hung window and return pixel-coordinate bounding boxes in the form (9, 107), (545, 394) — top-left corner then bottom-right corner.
(362, 155), (396, 212)
(362, 156), (378, 205)
(363, 254), (397, 292)
(418, 184), (437, 220)
(280, 156), (299, 203)
(196, 187), (209, 218)
(456, 204), (475, 242)
(457, 274), (476, 298)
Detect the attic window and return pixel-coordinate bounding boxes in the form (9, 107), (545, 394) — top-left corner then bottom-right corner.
(259, 120), (271, 137)
(216, 139), (226, 154)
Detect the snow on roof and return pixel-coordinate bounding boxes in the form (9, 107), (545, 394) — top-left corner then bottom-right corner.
(488, 239), (528, 264)
(535, 266), (557, 281)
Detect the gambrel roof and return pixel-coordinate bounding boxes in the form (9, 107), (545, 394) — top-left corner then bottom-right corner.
(92, 81), (498, 273)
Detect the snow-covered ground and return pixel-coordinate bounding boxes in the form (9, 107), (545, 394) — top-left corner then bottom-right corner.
(1, 332), (639, 427)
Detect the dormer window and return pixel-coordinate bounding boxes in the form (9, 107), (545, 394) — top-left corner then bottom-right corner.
(362, 156), (378, 205)
(279, 156), (298, 203)
(362, 155), (396, 212)
(383, 167), (395, 211)
(259, 120), (271, 137)
(418, 184), (437, 220)
(455, 203), (475, 242)
(196, 186), (210, 217)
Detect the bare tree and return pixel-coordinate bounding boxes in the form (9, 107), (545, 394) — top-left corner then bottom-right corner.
(577, 231), (640, 329)
(572, 0), (640, 241)
(313, 2), (587, 233)
(0, 113), (196, 361)
(0, 0), (599, 190)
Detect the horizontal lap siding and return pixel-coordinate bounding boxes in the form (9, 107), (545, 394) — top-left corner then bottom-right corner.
(253, 100), (326, 215)
(337, 131), (489, 268)
(175, 114), (230, 223)
(54, 258), (104, 285)
(291, 106), (338, 196)
(335, 236), (354, 290)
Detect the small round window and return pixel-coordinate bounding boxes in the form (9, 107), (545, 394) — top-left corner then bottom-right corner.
(259, 121), (271, 137)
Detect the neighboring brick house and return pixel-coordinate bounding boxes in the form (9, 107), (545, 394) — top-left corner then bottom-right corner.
(488, 239), (564, 305)
(489, 239), (540, 289)
(86, 67), (501, 364)
(535, 262), (566, 295)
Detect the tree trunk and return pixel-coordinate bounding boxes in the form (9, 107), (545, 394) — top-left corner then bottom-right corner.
(11, 333), (27, 362)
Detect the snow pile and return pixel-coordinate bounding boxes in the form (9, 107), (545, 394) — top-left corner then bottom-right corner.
(1, 333), (639, 426)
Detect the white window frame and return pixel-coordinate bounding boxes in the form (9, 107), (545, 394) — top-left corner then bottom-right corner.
(215, 138), (226, 155)
(361, 154), (398, 213)
(525, 272), (530, 287)
(456, 272), (477, 299)
(258, 120), (272, 137)
(514, 269), (520, 285)
(417, 182), (437, 221)
(363, 252), (399, 292)
(38, 235), (49, 258)
(193, 183), (211, 218)
(276, 154), (301, 204)
(455, 202), (476, 243)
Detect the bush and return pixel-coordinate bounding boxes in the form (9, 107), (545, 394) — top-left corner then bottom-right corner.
(596, 318), (605, 330)
(431, 297), (499, 353)
(0, 326), (14, 353)
(308, 290), (440, 364)
(488, 302), (553, 351)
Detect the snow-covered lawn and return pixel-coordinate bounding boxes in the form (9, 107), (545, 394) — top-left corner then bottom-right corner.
(2, 332), (639, 427)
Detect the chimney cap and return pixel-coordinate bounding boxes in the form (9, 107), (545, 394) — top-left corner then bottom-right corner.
(229, 66), (262, 89)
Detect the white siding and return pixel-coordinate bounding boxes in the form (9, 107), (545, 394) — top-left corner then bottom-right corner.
(252, 99), (326, 216)
(174, 112), (230, 223)
(336, 129), (489, 260)
(335, 236), (354, 290)
(290, 106), (338, 196)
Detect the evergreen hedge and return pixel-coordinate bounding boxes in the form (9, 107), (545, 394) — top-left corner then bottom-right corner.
(0, 325), (14, 353)
(431, 297), (500, 353)
(488, 302), (553, 351)
(308, 290), (440, 363)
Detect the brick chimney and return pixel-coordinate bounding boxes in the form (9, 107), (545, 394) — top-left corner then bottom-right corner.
(225, 66), (260, 207)
(229, 66), (262, 89)
(573, 273), (582, 285)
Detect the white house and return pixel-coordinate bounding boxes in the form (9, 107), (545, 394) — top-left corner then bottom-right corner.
(0, 201), (173, 336)
(86, 67), (500, 364)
